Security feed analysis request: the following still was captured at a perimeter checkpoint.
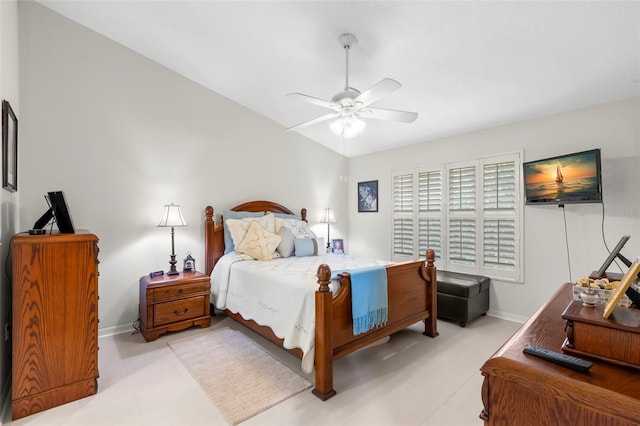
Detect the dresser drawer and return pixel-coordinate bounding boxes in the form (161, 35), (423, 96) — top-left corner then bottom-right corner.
(153, 296), (205, 326)
(150, 281), (207, 301)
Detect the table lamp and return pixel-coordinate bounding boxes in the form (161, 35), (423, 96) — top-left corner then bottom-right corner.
(157, 203), (187, 275)
(319, 208), (336, 252)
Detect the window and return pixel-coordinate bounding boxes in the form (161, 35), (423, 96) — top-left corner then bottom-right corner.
(392, 173), (414, 257)
(392, 153), (522, 282)
(417, 171), (442, 260)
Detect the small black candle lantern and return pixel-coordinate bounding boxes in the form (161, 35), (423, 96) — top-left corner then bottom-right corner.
(183, 252), (195, 272)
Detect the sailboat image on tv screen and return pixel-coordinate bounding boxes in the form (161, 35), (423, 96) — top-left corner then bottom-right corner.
(555, 164), (564, 183)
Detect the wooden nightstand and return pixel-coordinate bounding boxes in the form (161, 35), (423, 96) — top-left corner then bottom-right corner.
(139, 271), (211, 342)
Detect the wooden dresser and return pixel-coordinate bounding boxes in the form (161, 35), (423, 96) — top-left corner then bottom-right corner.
(11, 231), (99, 420)
(139, 271), (211, 342)
(480, 283), (640, 425)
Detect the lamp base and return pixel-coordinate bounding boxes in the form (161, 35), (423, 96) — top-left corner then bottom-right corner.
(167, 254), (179, 276)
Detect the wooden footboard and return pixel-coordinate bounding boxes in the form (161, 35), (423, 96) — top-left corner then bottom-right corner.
(313, 250), (438, 399)
(204, 203), (438, 400)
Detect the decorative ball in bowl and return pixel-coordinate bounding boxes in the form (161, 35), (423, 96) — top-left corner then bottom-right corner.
(579, 290), (599, 307)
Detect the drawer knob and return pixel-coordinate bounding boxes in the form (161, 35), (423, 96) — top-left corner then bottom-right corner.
(173, 308), (189, 316)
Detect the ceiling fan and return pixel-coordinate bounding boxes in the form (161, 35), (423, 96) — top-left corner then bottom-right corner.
(286, 33), (418, 139)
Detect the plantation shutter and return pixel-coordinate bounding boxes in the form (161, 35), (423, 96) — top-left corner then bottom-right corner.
(418, 170), (442, 259)
(393, 173), (414, 258)
(483, 161), (517, 269)
(448, 166), (476, 265)
(391, 153), (521, 281)
(449, 166), (476, 212)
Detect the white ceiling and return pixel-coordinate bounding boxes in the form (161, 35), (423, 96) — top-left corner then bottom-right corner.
(36, 1), (640, 157)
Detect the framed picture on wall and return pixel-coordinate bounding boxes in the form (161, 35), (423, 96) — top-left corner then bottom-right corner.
(2, 100), (18, 192)
(358, 180), (378, 212)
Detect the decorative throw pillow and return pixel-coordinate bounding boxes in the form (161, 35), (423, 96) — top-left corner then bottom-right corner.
(276, 218), (317, 239)
(236, 220), (282, 261)
(276, 227), (295, 258)
(226, 213), (276, 249)
(223, 210), (263, 254)
(294, 237), (323, 257)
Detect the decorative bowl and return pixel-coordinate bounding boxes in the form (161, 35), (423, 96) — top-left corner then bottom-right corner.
(579, 290), (599, 307)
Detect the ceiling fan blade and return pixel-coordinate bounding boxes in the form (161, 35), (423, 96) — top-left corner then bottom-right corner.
(287, 93), (337, 110)
(354, 78), (402, 107)
(360, 107), (418, 123)
(287, 112), (339, 131)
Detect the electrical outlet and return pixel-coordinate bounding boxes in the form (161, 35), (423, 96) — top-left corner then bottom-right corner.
(4, 323), (9, 342)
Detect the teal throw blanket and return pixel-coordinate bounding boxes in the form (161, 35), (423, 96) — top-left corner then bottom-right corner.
(349, 266), (388, 335)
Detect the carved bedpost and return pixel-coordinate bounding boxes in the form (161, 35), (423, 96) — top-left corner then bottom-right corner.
(423, 248), (439, 337)
(313, 263), (336, 400)
(205, 206), (215, 277)
(204, 206), (226, 278)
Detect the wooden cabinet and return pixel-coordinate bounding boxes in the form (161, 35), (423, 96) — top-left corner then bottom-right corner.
(11, 231), (99, 420)
(480, 283), (640, 425)
(139, 271), (211, 342)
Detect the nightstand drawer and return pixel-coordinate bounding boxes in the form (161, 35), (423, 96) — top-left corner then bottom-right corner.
(154, 296), (205, 326)
(151, 281), (207, 301)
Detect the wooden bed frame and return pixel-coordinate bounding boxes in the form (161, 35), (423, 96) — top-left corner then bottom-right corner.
(204, 201), (438, 400)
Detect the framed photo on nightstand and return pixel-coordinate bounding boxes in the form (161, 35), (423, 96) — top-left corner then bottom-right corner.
(332, 239), (344, 255)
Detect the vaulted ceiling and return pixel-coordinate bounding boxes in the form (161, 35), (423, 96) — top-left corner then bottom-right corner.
(36, 1), (640, 157)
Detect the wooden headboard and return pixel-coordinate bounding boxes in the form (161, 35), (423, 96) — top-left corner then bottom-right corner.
(204, 200), (307, 276)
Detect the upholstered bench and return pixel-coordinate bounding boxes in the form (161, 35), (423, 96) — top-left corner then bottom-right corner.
(437, 270), (490, 327)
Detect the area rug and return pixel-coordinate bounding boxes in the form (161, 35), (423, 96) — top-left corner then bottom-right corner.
(168, 327), (312, 425)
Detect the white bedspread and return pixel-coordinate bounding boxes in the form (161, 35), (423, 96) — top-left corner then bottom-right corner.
(211, 252), (391, 373)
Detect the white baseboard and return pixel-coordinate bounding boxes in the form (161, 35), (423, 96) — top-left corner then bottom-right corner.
(98, 323), (136, 338)
(487, 310), (528, 324)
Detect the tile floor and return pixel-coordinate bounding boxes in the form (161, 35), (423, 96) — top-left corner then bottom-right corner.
(3, 314), (521, 426)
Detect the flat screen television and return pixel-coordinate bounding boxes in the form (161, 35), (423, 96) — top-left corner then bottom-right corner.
(31, 191), (75, 234)
(523, 148), (602, 205)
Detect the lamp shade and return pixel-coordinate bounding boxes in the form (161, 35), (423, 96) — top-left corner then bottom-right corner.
(320, 208), (336, 224)
(157, 203), (187, 227)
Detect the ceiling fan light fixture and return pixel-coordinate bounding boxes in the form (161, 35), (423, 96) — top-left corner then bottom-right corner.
(330, 115), (365, 139)
(286, 32), (417, 137)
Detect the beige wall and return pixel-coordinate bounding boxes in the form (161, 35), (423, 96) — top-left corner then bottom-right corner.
(18, 1), (348, 335)
(349, 97), (640, 321)
(0, 0), (20, 410)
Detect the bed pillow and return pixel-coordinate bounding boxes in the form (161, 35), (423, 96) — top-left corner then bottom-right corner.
(226, 213), (276, 249)
(276, 227), (295, 258)
(236, 220), (282, 261)
(273, 212), (300, 220)
(223, 210), (264, 254)
(276, 218), (317, 239)
(294, 237), (324, 257)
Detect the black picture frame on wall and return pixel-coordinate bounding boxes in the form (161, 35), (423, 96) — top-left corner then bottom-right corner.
(2, 100), (17, 192)
(358, 180), (378, 212)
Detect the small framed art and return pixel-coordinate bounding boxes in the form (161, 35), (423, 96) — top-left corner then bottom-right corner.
(332, 239), (344, 255)
(603, 260), (640, 319)
(358, 180), (378, 212)
(2, 100), (17, 192)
